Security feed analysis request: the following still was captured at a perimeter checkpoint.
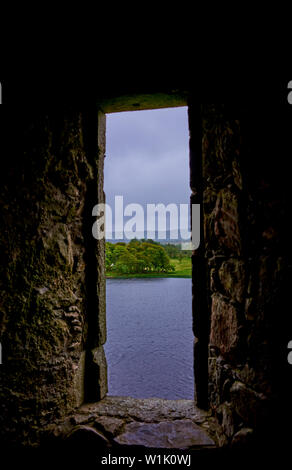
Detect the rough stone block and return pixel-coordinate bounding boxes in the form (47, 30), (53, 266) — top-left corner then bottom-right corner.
(230, 381), (269, 428)
(220, 402), (235, 438)
(114, 419), (215, 449)
(95, 416), (125, 437)
(218, 259), (245, 304)
(73, 351), (86, 407)
(65, 425), (109, 450)
(91, 346), (108, 400)
(201, 114), (241, 189)
(210, 294), (239, 357)
(214, 188), (241, 255)
(231, 427), (254, 447)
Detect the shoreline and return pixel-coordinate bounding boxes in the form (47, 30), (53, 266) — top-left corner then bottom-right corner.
(106, 273), (191, 279)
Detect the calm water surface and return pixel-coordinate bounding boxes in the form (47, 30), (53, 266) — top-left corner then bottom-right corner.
(105, 278), (194, 399)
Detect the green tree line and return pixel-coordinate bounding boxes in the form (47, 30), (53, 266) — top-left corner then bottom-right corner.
(106, 239), (191, 275)
(106, 239), (175, 274)
(163, 243), (192, 260)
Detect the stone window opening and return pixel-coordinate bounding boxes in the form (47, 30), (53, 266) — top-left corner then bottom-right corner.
(82, 96), (209, 408)
(74, 96), (214, 449)
(1, 93), (288, 455)
(103, 106), (194, 401)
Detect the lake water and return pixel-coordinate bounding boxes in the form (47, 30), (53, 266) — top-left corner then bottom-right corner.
(105, 278), (194, 399)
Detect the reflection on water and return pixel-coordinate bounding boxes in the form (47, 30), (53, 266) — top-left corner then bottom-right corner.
(105, 278), (194, 399)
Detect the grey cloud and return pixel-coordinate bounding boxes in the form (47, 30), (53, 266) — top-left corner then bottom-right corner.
(104, 106), (190, 210)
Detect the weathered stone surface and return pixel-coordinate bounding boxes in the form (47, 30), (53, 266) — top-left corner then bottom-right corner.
(66, 425), (109, 447)
(208, 355), (235, 409)
(201, 113), (241, 189)
(43, 397), (215, 450)
(94, 110), (107, 348)
(231, 428), (254, 447)
(0, 97), (288, 452)
(89, 346), (108, 401)
(114, 419), (215, 449)
(0, 111), (106, 446)
(210, 294), (239, 357)
(230, 381), (269, 428)
(218, 259), (245, 304)
(203, 187), (218, 213)
(214, 188), (241, 255)
(79, 396), (209, 424)
(217, 402), (235, 438)
(95, 416), (125, 437)
(205, 416), (228, 447)
(236, 363), (272, 396)
(73, 350), (86, 407)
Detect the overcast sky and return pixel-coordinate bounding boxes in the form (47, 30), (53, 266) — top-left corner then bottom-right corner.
(104, 106), (190, 237)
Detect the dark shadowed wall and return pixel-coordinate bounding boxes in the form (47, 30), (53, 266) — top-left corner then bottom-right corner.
(0, 93), (291, 450)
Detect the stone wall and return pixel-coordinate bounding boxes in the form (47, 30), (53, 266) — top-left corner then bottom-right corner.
(0, 110), (107, 446)
(0, 96), (290, 451)
(190, 103), (291, 447)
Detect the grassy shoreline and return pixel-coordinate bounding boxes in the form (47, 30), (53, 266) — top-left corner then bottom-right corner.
(106, 272), (191, 279)
(106, 258), (191, 279)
